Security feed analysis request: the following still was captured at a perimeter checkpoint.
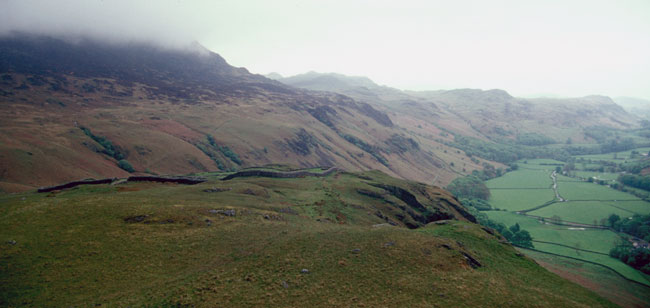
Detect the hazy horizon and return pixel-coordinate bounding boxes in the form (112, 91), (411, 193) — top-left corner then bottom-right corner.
(2, 0), (650, 100)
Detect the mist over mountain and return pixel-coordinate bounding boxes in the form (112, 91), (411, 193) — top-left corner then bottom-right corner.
(615, 96), (650, 120)
(270, 71), (382, 92)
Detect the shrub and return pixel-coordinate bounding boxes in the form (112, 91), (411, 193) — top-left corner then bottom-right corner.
(118, 159), (135, 173)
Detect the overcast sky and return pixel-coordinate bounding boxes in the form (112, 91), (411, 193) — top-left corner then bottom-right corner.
(2, 0), (650, 100)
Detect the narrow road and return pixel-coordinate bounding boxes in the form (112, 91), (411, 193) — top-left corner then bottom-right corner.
(551, 170), (565, 202)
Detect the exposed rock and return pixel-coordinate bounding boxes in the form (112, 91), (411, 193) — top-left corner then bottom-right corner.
(461, 252), (482, 269)
(209, 209), (236, 217)
(279, 207), (298, 215)
(481, 227), (495, 235)
(124, 215), (148, 223)
(285, 128), (320, 155)
(203, 187), (231, 193)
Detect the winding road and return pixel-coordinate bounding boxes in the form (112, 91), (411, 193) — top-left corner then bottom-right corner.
(550, 170), (565, 202)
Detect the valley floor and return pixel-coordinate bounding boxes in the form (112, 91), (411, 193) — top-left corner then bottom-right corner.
(485, 158), (650, 307)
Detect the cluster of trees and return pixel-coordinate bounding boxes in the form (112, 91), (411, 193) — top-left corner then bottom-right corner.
(608, 214), (650, 242)
(450, 135), (570, 164)
(341, 134), (389, 167)
(206, 135), (242, 165)
(81, 126), (124, 160)
(80, 126), (135, 173)
(490, 222), (534, 248)
(446, 176), (490, 201)
(618, 174), (650, 192)
(458, 197), (491, 211)
(621, 159), (650, 174)
(607, 214), (650, 274)
(610, 243), (650, 274)
(515, 133), (556, 146)
(463, 205), (534, 248)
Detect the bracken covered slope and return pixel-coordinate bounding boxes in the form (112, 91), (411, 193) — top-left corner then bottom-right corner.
(0, 34), (495, 191)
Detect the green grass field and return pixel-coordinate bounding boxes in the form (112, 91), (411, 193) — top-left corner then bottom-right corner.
(558, 182), (641, 201)
(523, 249), (650, 308)
(528, 201), (648, 225)
(489, 189), (555, 211)
(485, 211), (650, 286)
(531, 242), (650, 285)
(486, 169), (552, 189)
(485, 211), (619, 254)
(574, 147), (650, 163)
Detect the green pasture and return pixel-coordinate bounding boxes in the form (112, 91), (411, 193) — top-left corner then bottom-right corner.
(486, 211), (619, 254)
(528, 201), (645, 225)
(574, 147), (650, 163)
(522, 249), (650, 308)
(532, 242), (650, 286)
(486, 211), (649, 285)
(486, 169), (552, 189)
(489, 189), (555, 211)
(558, 182), (640, 201)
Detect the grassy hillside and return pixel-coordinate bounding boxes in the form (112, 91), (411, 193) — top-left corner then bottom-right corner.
(0, 168), (614, 307)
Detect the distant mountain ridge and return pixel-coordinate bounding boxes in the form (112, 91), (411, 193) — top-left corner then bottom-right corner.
(268, 71), (382, 92)
(275, 72), (640, 143)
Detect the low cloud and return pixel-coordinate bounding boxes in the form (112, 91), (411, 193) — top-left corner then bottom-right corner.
(0, 0), (207, 48)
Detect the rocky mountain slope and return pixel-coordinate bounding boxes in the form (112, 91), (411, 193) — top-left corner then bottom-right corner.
(0, 34), (643, 193)
(0, 34), (495, 191)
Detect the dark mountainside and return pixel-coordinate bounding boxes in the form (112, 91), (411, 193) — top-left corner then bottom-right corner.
(0, 34), (470, 191)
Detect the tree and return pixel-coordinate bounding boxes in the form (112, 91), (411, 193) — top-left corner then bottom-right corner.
(446, 176), (491, 200)
(501, 230), (514, 241)
(118, 159), (135, 173)
(608, 214), (621, 227)
(511, 230), (533, 248)
(509, 223), (520, 234)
